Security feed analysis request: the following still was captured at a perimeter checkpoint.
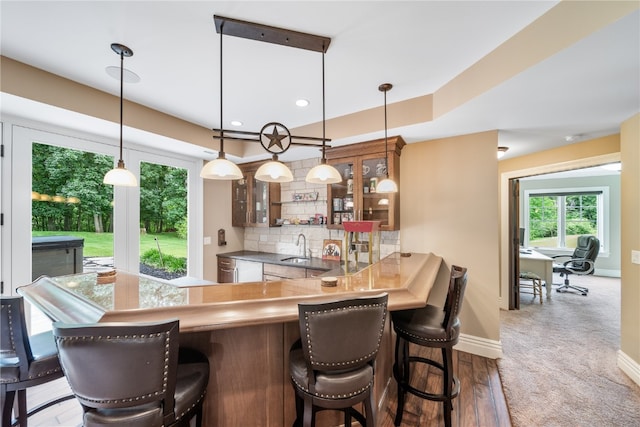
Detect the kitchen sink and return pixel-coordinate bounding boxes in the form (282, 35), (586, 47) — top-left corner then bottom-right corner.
(280, 256), (311, 264)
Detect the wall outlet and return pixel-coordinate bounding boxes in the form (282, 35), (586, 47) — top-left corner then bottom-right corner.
(203, 236), (212, 245)
(632, 250), (640, 265)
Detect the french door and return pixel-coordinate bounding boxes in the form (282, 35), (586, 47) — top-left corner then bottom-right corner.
(7, 125), (202, 298)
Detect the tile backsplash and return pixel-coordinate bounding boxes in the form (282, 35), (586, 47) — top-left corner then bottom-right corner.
(244, 159), (400, 258)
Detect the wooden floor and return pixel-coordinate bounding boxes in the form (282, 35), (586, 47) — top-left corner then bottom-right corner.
(17, 343), (511, 427)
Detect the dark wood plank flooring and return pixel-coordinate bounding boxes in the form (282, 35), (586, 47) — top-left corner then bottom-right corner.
(20, 343), (511, 426)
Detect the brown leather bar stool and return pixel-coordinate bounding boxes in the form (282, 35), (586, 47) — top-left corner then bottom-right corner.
(392, 265), (468, 427)
(53, 319), (209, 427)
(1, 296), (74, 427)
(289, 293), (388, 427)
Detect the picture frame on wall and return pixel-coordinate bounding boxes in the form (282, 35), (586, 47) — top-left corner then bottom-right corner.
(322, 239), (342, 261)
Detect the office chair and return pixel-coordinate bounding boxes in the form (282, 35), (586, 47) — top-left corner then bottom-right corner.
(552, 235), (600, 296)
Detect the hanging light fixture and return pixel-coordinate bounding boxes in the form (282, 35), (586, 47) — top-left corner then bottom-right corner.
(209, 15), (335, 183)
(255, 154), (294, 182)
(200, 21), (244, 180)
(103, 43), (138, 187)
(305, 49), (341, 184)
(376, 83), (398, 193)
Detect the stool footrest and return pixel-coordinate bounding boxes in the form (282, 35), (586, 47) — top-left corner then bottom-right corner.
(393, 356), (460, 402)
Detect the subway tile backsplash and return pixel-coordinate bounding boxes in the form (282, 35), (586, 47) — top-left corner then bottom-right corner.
(244, 159), (400, 258)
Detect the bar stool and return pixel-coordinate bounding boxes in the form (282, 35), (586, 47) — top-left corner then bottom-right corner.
(53, 319), (209, 427)
(1, 296), (74, 427)
(289, 294), (388, 427)
(392, 265), (468, 427)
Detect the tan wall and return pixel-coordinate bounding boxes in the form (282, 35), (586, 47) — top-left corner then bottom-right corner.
(0, 56), (244, 158)
(202, 175), (244, 282)
(620, 113), (640, 364)
(400, 131), (501, 342)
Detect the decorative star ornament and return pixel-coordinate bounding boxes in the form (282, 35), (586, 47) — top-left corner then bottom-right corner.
(259, 122), (292, 154)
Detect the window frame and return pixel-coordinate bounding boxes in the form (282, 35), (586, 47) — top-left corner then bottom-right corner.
(4, 123), (203, 294)
(523, 186), (608, 253)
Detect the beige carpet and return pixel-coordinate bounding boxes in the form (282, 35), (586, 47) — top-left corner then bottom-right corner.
(498, 274), (640, 427)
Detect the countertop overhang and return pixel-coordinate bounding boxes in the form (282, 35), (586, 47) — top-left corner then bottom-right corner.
(18, 252), (442, 332)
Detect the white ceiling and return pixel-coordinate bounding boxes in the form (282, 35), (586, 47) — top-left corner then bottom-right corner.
(1, 1), (638, 163)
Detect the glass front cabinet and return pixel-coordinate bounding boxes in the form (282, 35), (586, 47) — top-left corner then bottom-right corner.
(231, 161), (281, 227)
(325, 136), (405, 231)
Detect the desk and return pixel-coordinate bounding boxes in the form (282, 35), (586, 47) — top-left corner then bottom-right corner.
(519, 249), (553, 299)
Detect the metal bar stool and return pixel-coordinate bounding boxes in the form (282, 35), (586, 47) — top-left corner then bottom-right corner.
(392, 265), (468, 427)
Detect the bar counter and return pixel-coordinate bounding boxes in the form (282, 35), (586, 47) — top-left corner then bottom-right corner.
(18, 252), (443, 426)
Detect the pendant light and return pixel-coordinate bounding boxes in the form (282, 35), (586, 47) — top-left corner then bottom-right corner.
(305, 50), (341, 184)
(200, 21), (243, 180)
(255, 154), (294, 182)
(103, 43), (138, 187)
(376, 83), (398, 193)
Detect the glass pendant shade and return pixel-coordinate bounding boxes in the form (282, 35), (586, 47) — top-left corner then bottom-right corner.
(104, 161), (138, 186)
(200, 156), (243, 180)
(376, 177), (398, 193)
(255, 160), (293, 183)
(305, 161), (341, 184)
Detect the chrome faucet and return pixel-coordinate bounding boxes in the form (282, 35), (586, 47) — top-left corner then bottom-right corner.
(296, 233), (308, 258)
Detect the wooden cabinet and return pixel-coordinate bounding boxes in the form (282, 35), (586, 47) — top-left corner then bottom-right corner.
(232, 161), (281, 227)
(217, 256), (236, 283)
(325, 136), (405, 231)
(217, 256), (263, 283)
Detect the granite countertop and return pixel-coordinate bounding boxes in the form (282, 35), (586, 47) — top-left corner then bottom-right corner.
(18, 252), (443, 332)
(217, 250), (367, 274)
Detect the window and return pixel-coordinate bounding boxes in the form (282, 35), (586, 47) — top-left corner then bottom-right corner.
(524, 187), (606, 251)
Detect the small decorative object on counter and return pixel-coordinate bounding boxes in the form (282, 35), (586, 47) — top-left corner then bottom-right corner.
(370, 177), (377, 193)
(321, 276), (338, 287)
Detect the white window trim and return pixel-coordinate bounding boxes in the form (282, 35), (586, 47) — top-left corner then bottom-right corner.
(4, 122), (203, 294)
(523, 186), (609, 255)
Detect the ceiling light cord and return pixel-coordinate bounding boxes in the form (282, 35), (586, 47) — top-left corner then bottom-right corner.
(383, 87), (388, 179)
(321, 49), (326, 163)
(118, 48), (124, 165)
(219, 21), (225, 158)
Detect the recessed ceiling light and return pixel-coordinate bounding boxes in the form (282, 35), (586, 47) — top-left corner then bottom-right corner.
(105, 66), (140, 83)
(295, 99), (309, 107)
(230, 120), (243, 126)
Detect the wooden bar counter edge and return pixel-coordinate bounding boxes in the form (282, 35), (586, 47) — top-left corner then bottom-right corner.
(18, 252), (443, 427)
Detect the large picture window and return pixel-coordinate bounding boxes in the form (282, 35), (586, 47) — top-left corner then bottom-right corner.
(524, 188), (606, 251)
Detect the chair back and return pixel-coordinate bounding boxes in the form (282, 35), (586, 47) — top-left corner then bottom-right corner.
(571, 235), (600, 273)
(298, 294), (388, 373)
(53, 319), (180, 425)
(442, 265), (469, 333)
(1, 297), (33, 380)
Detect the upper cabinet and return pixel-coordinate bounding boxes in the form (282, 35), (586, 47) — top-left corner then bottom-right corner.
(325, 136), (405, 231)
(231, 161), (281, 227)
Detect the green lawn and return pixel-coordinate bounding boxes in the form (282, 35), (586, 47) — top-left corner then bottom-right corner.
(32, 231), (187, 258)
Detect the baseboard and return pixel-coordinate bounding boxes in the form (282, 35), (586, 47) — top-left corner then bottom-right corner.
(594, 269), (621, 278)
(454, 333), (503, 359)
(617, 350), (640, 387)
